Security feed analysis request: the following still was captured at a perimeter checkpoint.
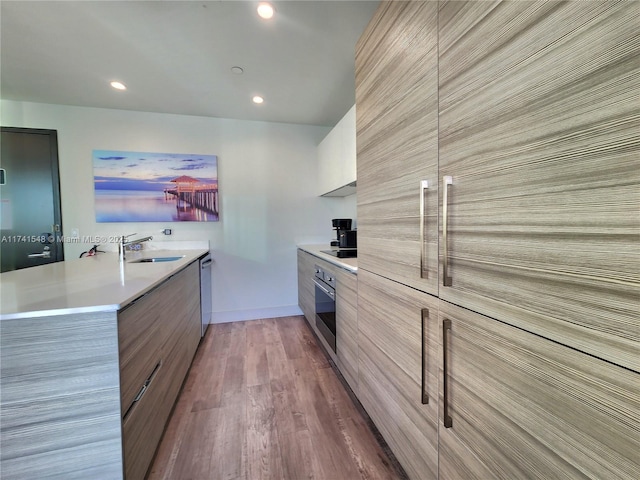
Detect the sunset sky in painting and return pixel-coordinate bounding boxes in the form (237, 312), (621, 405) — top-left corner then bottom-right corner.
(93, 150), (217, 191)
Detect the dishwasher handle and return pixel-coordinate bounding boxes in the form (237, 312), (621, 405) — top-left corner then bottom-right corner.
(201, 258), (212, 268)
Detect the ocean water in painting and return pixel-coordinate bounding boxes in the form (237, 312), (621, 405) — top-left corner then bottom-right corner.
(95, 190), (218, 223)
(93, 150), (219, 222)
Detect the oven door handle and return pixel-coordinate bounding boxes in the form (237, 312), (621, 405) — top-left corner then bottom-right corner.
(314, 279), (335, 300)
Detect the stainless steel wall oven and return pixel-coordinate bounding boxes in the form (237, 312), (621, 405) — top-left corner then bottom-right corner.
(314, 264), (336, 352)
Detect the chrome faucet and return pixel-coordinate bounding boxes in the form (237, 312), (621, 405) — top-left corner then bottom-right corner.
(118, 233), (153, 261)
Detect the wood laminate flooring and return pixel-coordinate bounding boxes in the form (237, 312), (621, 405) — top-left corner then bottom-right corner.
(148, 316), (407, 480)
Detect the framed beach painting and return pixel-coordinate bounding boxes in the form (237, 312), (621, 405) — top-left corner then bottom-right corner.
(93, 150), (219, 222)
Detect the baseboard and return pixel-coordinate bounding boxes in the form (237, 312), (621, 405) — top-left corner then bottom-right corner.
(211, 305), (303, 324)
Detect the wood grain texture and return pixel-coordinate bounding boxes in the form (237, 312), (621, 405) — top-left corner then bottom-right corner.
(297, 249), (316, 322)
(438, 299), (640, 479)
(118, 277), (173, 414)
(356, 0), (440, 296)
(336, 268), (359, 395)
(120, 261), (201, 480)
(438, 0), (640, 371)
(148, 317), (406, 480)
(357, 269), (439, 480)
(0, 311), (123, 479)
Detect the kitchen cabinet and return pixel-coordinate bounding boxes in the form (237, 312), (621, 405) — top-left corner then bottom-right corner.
(357, 270), (439, 480)
(354, 1), (640, 479)
(438, 300), (640, 479)
(438, 0), (640, 372)
(297, 249), (316, 325)
(0, 249), (207, 479)
(118, 261), (201, 480)
(297, 248), (359, 382)
(318, 105), (357, 196)
(335, 268), (358, 394)
(297, 250), (338, 360)
(356, 0), (439, 297)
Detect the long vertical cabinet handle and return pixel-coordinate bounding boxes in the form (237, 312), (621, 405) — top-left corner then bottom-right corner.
(442, 318), (453, 428)
(442, 176), (453, 287)
(420, 180), (429, 279)
(421, 308), (429, 404)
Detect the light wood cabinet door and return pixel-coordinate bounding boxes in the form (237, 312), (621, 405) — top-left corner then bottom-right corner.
(438, 1), (640, 371)
(438, 300), (640, 479)
(336, 268), (358, 395)
(356, 0), (439, 296)
(358, 269), (439, 480)
(297, 249), (316, 322)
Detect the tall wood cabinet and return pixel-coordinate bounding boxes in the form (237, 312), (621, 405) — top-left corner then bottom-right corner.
(356, 0), (439, 296)
(438, 0), (640, 372)
(355, 1), (640, 479)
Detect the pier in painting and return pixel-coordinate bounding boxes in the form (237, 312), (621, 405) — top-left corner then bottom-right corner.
(164, 175), (218, 216)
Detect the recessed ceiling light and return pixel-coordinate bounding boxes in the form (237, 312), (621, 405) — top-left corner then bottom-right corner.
(252, 95), (264, 104)
(257, 2), (274, 20)
(110, 81), (126, 90)
(231, 66), (244, 75)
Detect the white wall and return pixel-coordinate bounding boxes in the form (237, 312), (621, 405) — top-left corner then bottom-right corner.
(1, 100), (356, 322)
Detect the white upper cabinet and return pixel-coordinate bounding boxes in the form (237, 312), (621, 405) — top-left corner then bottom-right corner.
(318, 105), (357, 196)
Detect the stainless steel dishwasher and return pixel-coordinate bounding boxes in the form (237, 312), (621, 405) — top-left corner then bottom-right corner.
(199, 253), (213, 336)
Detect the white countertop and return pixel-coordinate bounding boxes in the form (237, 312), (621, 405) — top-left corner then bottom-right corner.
(298, 244), (357, 273)
(0, 248), (209, 320)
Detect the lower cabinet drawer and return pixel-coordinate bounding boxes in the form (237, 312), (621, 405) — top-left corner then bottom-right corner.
(122, 360), (167, 480)
(118, 276), (178, 411)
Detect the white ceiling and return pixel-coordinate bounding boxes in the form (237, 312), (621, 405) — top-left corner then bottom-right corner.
(0, 0), (380, 127)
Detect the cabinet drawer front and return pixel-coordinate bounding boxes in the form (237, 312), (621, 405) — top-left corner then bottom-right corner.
(357, 270), (439, 480)
(438, 300), (640, 480)
(118, 286), (171, 412)
(438, 0), (640, 371)
(118, 263), (200, 411)
(121, 358), (168, 480)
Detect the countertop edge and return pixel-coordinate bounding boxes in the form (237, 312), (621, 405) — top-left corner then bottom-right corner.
(297, 244), (357, 273)
(1, 248), (209, 320)
(0, 304), (120, 321)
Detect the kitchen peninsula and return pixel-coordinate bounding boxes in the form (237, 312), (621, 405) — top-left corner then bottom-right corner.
(0, 246), (208, 479)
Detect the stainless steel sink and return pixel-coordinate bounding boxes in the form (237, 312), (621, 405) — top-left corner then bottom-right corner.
(130, 256), (184, 263)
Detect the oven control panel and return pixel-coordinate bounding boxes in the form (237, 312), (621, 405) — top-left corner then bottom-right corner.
(314, 265), (336, 289)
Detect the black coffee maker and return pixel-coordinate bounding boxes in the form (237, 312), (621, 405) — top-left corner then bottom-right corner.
(331, 219), (356, 248)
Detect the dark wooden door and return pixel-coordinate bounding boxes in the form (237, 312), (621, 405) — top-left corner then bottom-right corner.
(1, 127), (64, 272)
